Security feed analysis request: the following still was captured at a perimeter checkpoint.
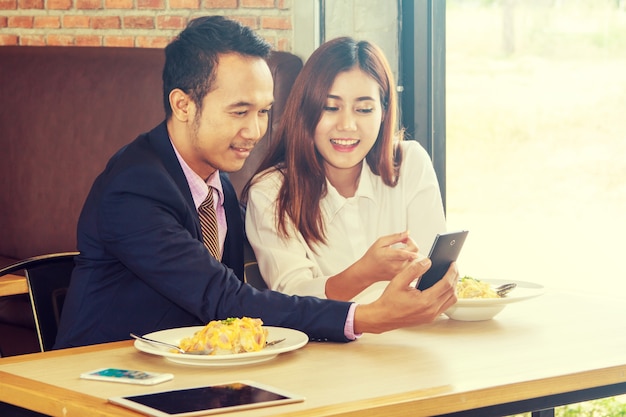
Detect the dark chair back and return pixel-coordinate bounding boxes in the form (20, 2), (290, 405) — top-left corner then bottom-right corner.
(243, 240), (269, 290)
(0, 252), (78, 351)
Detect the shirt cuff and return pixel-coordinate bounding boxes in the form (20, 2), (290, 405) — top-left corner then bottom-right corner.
(344, 303), (362, 341)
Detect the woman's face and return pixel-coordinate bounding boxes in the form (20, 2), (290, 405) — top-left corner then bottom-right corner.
(313, 68), (383, 179)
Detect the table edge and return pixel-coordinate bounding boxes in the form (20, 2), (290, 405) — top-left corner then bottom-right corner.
(2, 361), (625, 417)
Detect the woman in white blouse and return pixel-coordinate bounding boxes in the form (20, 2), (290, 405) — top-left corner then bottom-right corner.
(242, 37), (449, 303)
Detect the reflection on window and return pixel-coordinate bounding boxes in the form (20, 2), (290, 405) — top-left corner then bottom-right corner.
(445, 0), (626, 294)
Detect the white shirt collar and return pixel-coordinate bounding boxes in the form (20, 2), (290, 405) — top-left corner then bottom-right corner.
(322, 162), (377, 221)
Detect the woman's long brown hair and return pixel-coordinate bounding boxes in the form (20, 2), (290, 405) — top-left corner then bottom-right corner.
(242, 36), (403, 246)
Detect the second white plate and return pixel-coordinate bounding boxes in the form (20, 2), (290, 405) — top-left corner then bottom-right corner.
(454, 279), (545, 306)
(445, 279), (545, 321)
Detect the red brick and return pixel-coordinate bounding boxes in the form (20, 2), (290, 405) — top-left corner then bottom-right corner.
(241, 0), (274, 8)
(203, 0), (236, 7)
(123, 15), (154, 29)
(92, 16), (120, 29)
(104, 35), (134, 47)
(105, 0), (132, 8)
(63, 15), (90, 28)
(0, 0), (17, 9)
(0, 34), (18, 45)
(34, 16), (61, 28)
(276, 0), (287, 9)
(137, 0), (164, 9)
(262, 35), (275, 49)
(261, 16), (290, 30)
(20, 34), (45, 45)
(229, 16), (258, 29)
(76, 0), (101, 9)
(75, 34), (101, 46)
(8, 16), (33, 28)
(170, 0), (198, 9)
(48, 0), (72, 9)
(276, 37), (289, 51)
(47, 34), (74, 45)
(18, 0), (42, 7)
(0, 17), (6, 27)
(156, 15), (186, 30)
(135, 35), (170, 48)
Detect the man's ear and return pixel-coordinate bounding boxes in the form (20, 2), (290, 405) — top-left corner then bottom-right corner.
(169, 89), (193, 122)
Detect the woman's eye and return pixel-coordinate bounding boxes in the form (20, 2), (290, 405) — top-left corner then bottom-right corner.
(323, 106), (339, 112)
(357, 108), (374, 114)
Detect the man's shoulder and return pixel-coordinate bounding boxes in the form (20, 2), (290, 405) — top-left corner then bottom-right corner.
(90, 122), (178, 195)
(104, 123), (169, 169)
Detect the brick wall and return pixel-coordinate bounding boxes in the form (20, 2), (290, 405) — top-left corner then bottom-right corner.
(0, 0), (293, 50)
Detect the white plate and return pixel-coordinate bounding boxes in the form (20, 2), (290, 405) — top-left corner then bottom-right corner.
(445, 279), (545, 321)
(134, 326), (309, 366)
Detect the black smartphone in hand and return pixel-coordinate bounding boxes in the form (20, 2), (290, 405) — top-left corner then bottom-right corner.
(416, 230), (469, 291)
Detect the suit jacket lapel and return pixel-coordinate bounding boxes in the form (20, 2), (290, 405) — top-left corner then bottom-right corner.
(143, 122), (244, 280)
(146, 122), (203, 240)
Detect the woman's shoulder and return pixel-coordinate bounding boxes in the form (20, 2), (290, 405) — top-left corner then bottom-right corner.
(397, 140), (432, 174)
(398, 139), (430, 160)
(248, 166), (285, 196)
(252, 165), (284, 183)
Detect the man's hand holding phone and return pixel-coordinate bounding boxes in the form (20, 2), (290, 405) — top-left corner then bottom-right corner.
(353, 255), (458, 335)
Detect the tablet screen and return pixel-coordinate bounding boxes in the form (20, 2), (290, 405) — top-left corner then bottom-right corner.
(109, 381), (304, 416)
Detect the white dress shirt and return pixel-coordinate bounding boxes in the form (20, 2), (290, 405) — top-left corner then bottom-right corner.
(245, 140), (446, 302)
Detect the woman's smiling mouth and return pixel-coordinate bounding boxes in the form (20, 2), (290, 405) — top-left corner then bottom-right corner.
(330, 138), (360, 151)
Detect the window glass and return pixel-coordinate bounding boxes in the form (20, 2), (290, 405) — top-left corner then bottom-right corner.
(445, 0), (626, 295)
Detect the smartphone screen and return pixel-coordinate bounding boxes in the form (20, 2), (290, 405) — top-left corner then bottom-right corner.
(80, 368), (174, 385)
(108, 380), (304, 416)
(416, 230), (469, 291)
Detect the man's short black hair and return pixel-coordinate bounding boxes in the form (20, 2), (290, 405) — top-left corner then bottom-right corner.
(162, 15), (272, 118)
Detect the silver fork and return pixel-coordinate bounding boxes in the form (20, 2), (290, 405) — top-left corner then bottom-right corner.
(494, 283), (517, 297)
(130, 333), (212, 355)
(266, 338), (286, 347)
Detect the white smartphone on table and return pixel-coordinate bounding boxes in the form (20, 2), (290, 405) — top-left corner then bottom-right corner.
(80, 368), (174, 385)
(108, 380), (305, 416)
(416, 230), (469, 291)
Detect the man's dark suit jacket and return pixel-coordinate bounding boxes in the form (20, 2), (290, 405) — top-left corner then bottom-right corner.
(54, 122), (351, 348)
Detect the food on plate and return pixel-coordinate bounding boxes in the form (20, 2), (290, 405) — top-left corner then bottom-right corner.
(177, 317), (268, 355)
(455, 276), (500, 299)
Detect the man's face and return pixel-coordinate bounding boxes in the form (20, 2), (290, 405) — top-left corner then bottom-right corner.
(183, 53), (274, 179)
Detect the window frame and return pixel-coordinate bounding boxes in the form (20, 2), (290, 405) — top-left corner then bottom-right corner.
(399, 0), (447, 210)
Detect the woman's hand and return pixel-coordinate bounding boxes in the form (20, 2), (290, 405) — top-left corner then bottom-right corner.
(325, 231), (420, 301)
(357, 231), (419, 285)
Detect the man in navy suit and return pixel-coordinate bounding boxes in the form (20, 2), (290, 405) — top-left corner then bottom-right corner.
(54, 16), (458, 349)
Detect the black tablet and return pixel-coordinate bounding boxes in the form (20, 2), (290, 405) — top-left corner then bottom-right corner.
(108, 380), (304, 416)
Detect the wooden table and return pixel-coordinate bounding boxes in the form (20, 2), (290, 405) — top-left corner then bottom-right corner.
(1, 288), (625, 417)
(0, 273), (28, 296)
